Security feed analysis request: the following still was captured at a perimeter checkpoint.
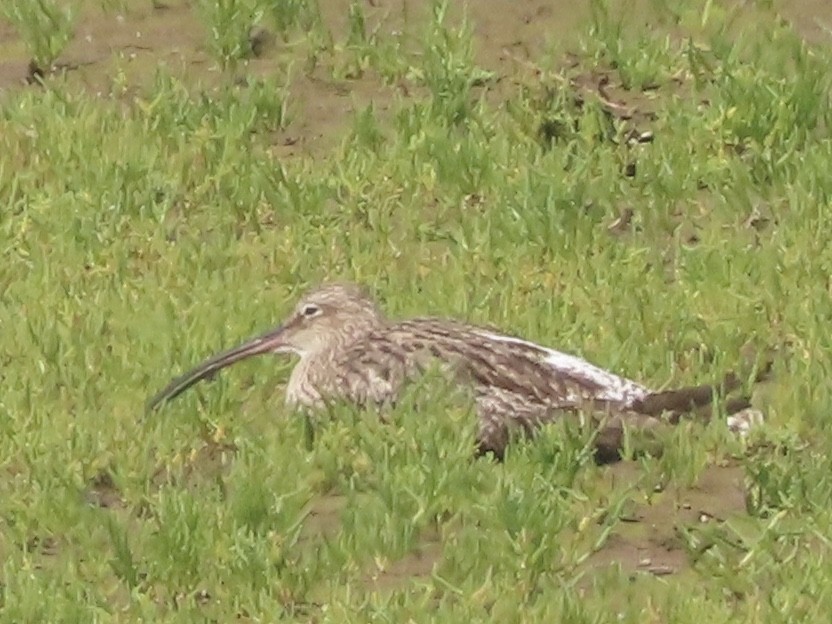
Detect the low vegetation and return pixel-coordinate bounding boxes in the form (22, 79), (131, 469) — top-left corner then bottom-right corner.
(1, 0), (831, 620)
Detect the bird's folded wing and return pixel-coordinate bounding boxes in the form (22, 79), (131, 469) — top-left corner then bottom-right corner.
(384, 319), (649, 410)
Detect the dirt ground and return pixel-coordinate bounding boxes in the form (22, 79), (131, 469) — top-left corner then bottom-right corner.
(3, 0), (830, 156)
(4, 0), (828, 590)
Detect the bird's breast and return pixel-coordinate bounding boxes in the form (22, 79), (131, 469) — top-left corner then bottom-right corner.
(285, 358), (325, 408)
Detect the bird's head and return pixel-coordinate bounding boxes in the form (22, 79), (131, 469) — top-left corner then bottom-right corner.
(271, 282), (385, 357)
(146, 282), (385, 410)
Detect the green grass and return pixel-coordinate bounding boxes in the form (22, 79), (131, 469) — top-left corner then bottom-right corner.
(1, 0), (74, 71)
(3, 0), (832, 620)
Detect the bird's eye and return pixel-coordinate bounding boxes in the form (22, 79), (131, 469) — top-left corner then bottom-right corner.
(301, 304), (321, 318)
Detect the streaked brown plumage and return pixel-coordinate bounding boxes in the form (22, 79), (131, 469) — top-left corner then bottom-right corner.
(148, 282), (764, 460)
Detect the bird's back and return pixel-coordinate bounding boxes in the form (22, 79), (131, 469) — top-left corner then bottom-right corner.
(319, 317), (647, 412)
(307, 317), (649, 457)
(387, 318), (648, 407)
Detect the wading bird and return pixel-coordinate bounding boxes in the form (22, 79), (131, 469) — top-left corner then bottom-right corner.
(148, 283), (764, 461)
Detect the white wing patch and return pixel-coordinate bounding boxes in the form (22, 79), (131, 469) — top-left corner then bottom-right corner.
(726, 407), (765, 438)
(474, 330), (650, 406)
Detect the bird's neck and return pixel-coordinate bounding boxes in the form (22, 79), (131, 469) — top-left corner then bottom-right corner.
(284, 344), (349, 408)
(284, 324), (380, 408)
(285, 356), (322, 408)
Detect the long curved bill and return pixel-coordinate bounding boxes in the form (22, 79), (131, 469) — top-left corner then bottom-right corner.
(146, 325), (290, 412)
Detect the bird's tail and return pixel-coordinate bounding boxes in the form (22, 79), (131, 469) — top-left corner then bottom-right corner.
(630, 361), (772, 420)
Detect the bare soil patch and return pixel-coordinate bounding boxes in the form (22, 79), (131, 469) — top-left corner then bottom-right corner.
(583, 461), (749, 579)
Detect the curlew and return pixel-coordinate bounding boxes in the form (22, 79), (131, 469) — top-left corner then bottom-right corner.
(148, 283), (764, 460)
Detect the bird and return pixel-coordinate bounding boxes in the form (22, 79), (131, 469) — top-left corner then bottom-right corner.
(147, 282), (765, 461)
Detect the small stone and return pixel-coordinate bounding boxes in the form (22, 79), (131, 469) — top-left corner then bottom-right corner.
(249, 26), (276, 58)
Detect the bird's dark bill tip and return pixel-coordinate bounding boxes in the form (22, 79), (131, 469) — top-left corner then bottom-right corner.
(144, 391), (169, 414)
